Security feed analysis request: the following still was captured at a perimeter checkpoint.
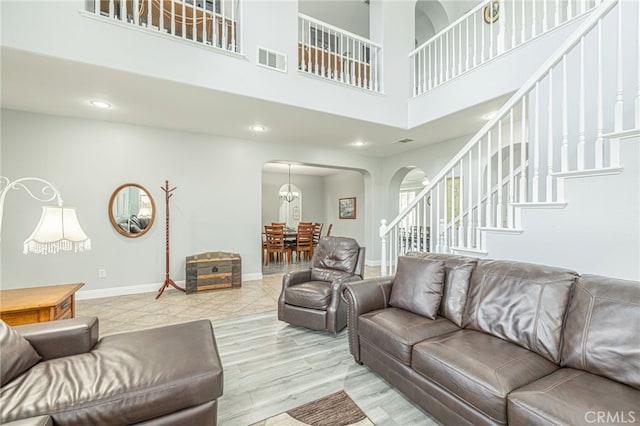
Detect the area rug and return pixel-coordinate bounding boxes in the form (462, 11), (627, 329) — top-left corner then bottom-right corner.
(251, 390), (374, 426)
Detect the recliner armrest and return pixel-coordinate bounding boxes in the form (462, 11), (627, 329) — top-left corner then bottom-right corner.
(15, 317), (99, 361)
(342, 277), (394, 363)
(281, 269), (312, 289)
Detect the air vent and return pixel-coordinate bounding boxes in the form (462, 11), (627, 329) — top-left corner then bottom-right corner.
(257, 47), (287, 73)
(394, 138), (414, 144)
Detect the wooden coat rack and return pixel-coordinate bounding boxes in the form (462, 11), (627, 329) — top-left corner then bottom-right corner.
(156, 180), (185, 299)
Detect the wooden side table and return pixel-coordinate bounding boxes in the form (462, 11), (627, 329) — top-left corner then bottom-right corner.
(0, 283), (84, 326)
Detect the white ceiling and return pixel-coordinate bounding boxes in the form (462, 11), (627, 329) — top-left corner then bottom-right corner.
(1, 47), (510, 168)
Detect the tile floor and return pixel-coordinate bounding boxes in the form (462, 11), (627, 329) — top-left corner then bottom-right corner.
(76, 265), (382, 337)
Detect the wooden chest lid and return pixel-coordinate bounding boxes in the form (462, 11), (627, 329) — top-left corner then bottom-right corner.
(186, 251), (241, 263)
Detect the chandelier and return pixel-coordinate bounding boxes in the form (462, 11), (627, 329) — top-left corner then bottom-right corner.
(279, 164), (299, 203)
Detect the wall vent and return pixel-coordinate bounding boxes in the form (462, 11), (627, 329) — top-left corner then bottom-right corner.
(394, 138), (414, 144)
(257, 47), (287, 73)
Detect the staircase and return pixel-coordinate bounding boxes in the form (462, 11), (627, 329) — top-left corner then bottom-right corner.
(381, 0), (640, 276)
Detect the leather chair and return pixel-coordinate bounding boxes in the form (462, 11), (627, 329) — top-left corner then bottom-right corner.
(278, 236), (365, 333)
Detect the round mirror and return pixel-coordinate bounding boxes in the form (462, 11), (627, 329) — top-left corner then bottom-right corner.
(108, 183), (156, 238)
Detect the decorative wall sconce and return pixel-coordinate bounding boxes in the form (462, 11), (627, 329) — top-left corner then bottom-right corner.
(0, 176), (91, 254)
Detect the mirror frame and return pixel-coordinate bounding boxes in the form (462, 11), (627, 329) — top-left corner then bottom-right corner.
(108, 183), (156, 238)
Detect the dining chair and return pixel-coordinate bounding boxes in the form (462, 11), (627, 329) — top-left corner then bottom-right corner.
(264, 225), (290, 266)
(312, 223), (323, 256)
(293, 223), (314, 262)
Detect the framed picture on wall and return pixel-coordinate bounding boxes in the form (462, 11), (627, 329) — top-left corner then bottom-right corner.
(339, 197), (356, 219)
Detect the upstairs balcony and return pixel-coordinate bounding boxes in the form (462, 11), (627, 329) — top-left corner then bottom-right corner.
(90, 0), (240, 53)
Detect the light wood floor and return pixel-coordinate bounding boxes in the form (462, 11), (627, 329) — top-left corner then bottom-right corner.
(76, 267), (439, 426)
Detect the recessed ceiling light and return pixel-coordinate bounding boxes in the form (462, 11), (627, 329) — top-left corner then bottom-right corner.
(250, 125), (267, 132)
(352, 141), (366, 147)
(482, 111), (498, 120)
(90, 100), (111, 109)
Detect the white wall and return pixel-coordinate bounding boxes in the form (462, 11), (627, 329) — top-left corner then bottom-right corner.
(0, 109), (383, 294)
(323, 170), (365, 245)
(298, 0), (370, 38)
(487, 139), (640, 281)
(0, 0), (406, 128)
(262, 171), (325, 228)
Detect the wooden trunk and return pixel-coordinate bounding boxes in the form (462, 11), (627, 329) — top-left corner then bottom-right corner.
(185, 252), (241, 294)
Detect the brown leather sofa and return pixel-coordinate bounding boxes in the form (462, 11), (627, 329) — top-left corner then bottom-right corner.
(278, 236), (365, 333)
(343, 253), (640, 425)
(0, 317), (223, 425)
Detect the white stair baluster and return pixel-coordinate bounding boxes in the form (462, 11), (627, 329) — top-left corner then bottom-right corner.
(467, 150), (474, 248)
(435, 184), (441, 253)
(458, 161), (465, 245)
(466, 18), (470, 71)
(481, 11), (486, 64)
(109, 0), (114, 19)
(192, 0), (196, 41)
(578, 37), (586, 170)
(508, 109), (515, 228)
(532, 1), (537, 38)
(181, 0), (186, 39)
(497, 120), (503, 227)
(543, 0), (548, 32)
(522, 0), (527, 44)
(159, 0), (163, 33)
(568, 0), (573, 20)
(486, 132), (493, 227)
(533, 82), (540, 202)
(612, 0), (623, 166)
(133, 0), (139, 25)
(458, 23), (463, 75)
(473, 14), (478, 67)
(428, 44), (432, 90)
(595, 19), (604, 168)
(520, 95), (528, 204)
(547, 69), (554, 202)
(561, 54), (569, 172)
(231, 0), (236, 51)
(512, 0), (517, 48)
(498, 0), (506, 53)
(445, 33), (450, 82)
(476, 140), (483, 244)
(120, 0), (126, 23)
(555, 0), (560, 27)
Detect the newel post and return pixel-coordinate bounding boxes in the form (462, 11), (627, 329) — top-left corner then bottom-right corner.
(379, 219), (387, 276)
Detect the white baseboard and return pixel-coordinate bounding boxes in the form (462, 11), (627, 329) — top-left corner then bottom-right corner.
(365, 259), (381, 267)
(77, 273), (263, 300)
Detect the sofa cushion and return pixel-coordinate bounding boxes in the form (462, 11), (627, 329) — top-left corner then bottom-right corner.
(0, 320), (41, 387)
(284, 281), (332, 310)
(359, 307), (459, 365)
(407, 253), (477, 327)
(412, 329), (559, 424)
(561, 274), (640, 390)
(389, 256), (445, 319)
(0, 320), (223, 425)
(462, 259), (577, 363)
(508, 368), (640, 425)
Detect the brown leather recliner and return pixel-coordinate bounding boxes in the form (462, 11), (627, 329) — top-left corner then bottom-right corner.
(278, 236), (365, 333)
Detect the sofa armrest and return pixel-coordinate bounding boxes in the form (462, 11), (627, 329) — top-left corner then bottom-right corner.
(15, 317), (99, 361)
(342, 277), (394, 363)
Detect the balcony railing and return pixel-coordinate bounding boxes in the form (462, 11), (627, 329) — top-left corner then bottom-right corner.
(298, 14), (382, 93)
(410, 0), (600, 96)
(90, 0), (240, 53)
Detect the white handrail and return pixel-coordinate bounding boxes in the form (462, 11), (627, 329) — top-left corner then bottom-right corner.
(298, 13), (382, 48)
(385, 0), (617, 235)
